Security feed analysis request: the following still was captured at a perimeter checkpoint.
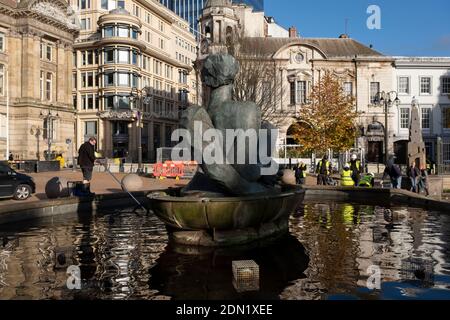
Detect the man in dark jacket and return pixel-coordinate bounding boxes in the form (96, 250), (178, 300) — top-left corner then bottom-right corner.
(78, 137), (97, 195)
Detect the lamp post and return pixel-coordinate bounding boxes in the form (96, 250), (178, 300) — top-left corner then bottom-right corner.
(39, 109), (60, 161)
(30, 126), (42, 161)
(130, 87), (152, 173)
(373, 91), (400, 163)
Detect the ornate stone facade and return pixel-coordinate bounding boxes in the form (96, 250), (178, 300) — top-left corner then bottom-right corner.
(0, 0), (79, 161)
(200, 2), (395, 163)
(70, 0), (198, 162)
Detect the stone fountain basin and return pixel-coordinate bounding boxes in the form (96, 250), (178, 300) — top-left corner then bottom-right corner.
(149, 187), (305, 231)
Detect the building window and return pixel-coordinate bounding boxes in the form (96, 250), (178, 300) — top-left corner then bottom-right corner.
(290, 82), (295, 105)
(0, 32), (5, 52)
(178, 69), (187, 84)
(43, 118), (57, 141)
(82, 72), (94, 88)
(420, 77), (432, 95)
(159, 21), (165, 32)
(296, 81), (307, 104)
(40, 42), (53, 61)
(39, 72), (52, 101)
(82, 50), (95, 65)
(118, 49), (129, 64)
(104, 26), (114, 37)
(118, 72), (130, 87)
(82, 94), (95, 110)
(104, 72), (114, 87)
(443, 107), (450, 129)
(105, 48), (115, 63)
(104, 95), (115, 109)
(290, 81), (307, 104)
(398, 77), (410, 94)
(421, 107), (431, 130)
(131, 29), (139, 40)
(79, 0), (90, 9)
(343, 82), (353, 96)
(117, 94), (130, 109)
(80, 18), (91, 30)
(400, 108), (410, 129)
(133, 5), (140, 17)
(85, 121), (97, 140)
(0, 64), (4, 96)
(117, 25), (129, 37)
(442, 78), (450, 95)
(370, 82), (380, 104)
(159, 38), (165, 50)
(101, 0), (124, 10)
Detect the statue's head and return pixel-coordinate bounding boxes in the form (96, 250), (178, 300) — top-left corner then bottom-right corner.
(201, 54), (239, 88)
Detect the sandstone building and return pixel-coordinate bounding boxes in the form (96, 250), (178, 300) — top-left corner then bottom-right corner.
(0, 0), (79, 161)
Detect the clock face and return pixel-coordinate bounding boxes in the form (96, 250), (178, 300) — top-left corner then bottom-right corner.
(294, 53), (305, 63)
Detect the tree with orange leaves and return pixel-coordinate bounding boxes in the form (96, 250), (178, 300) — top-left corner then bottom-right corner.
(290, 72), (359, 154)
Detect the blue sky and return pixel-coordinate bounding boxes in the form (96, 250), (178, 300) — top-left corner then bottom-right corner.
(265, 0), (450, 57)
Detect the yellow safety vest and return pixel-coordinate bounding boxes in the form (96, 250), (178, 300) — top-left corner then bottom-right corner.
(298, 164), (307, 178)
(358, 175), (373, 188)
(317, 160), (330, 175)
(341, 169), (355, 187)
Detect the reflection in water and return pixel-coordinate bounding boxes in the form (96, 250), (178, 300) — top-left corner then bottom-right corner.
(290, 203), (450, 300)
(149, 236), (309, 300)
(0, 203), (450, 300)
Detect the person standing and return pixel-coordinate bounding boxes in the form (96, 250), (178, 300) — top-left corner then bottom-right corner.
(407, 162), (421, 193)
(295, 162), (308, 185)
(78, 137), (97, 196)
(418, 165), (430, 196)
(380, 158), (402, 189)
(316, 155), (332, 186)
(349, 154), (363, 186)
(341, 163), (355, 187)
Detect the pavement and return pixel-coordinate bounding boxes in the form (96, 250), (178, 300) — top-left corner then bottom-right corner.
(0, 169), (189, 209)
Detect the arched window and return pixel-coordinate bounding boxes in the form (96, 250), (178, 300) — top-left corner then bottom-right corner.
(205, 25), (212, 39)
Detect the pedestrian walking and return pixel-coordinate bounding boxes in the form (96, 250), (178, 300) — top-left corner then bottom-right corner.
(381, 157), (402, 189)
(418, 165), (430, 196)
(407, 161), (421, 193)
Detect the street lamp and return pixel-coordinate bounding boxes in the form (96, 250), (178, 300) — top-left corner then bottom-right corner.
(30, 126), (42, 161)
(373, 91), (400, 163)
(130, 87), (152, 173)
(39, 108), (60, 161)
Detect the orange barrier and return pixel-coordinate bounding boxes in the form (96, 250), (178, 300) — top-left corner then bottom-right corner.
(153, 161), (188, 179)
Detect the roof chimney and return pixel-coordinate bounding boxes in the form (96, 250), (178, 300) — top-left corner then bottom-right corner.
(289, 26), (298, 38)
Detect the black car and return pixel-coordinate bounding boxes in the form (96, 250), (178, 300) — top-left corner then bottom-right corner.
(0, 163), (36, 200)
